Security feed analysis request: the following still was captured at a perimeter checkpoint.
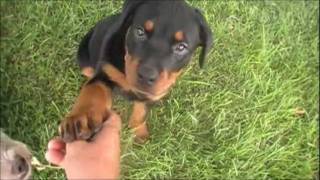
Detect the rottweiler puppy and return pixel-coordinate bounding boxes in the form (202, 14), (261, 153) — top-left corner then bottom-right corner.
(59, 0), (213, 143)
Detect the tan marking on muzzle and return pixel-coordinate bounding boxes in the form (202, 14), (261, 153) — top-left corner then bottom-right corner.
(151, 70), (182, 98)
(124, 52), (139, 88)
(124, 51), (183, 101)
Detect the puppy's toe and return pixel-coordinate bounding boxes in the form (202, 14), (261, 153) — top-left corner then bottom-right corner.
(59, 111), (110, 142)
(133, 124), (149, 144)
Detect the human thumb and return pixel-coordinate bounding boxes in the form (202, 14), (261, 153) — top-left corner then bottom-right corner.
(93, 112), (121, 145)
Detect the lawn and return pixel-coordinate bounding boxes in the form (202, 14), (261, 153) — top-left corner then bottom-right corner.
(0, 0), (318, 179)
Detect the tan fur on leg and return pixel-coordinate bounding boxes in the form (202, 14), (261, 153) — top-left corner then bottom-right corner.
(129, 101), (149, 143)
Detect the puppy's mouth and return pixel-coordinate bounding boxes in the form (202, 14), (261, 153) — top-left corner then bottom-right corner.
(131, 86), (168, 100)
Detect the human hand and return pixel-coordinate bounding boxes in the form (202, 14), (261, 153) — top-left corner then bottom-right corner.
(45, 112), (121, 179)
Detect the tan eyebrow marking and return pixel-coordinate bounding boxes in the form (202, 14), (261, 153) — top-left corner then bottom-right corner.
(144, 20), (154, 32)
(174, 31), (184, 41)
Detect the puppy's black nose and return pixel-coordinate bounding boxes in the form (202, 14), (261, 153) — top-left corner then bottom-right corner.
(12, 155), (28, 175)
(137, 65), (159, 86)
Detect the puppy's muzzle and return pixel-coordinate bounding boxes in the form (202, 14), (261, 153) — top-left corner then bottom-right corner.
(137, 64), (159, 87)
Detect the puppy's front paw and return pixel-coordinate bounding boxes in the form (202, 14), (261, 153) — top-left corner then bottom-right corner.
(132, 122), (149, 144)
(59, 110), (110, 142)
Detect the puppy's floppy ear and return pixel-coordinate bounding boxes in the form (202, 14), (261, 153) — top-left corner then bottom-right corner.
(117, 0), (144, 28)
(99, 0), (144, 62)
(194, 9), (213, 68)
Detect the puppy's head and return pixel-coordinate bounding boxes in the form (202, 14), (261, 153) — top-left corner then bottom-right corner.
(103, 0), (213, 100)
(0, 132), (32, 180)
(125, 1), (212, 100)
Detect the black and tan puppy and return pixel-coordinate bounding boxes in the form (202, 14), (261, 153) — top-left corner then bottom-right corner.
(59, 0), (213, 143)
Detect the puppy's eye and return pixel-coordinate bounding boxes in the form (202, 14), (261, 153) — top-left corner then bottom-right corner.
(174, 43), (188, 54)
(135, 27), (147, 40)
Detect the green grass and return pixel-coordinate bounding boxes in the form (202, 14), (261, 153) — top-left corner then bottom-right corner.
(0, 1), (318, 179)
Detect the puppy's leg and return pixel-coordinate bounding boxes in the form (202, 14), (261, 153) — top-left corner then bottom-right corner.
(129, 101), (149, 143)
(102, 63), (132, 91)
(78, 28), (96, 79)
(59, 80), (112, 142)
(103, 64), (150, 143)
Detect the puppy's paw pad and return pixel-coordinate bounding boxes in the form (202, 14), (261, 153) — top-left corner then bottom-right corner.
(59, 111), (110, 142)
